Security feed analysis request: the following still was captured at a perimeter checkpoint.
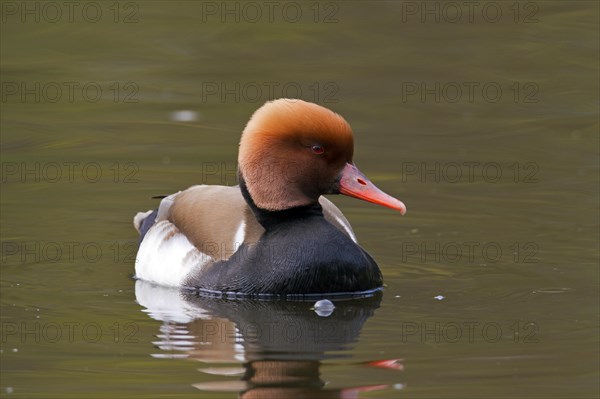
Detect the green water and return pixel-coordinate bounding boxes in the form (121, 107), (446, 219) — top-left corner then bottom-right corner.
(1, 1), (598, 398)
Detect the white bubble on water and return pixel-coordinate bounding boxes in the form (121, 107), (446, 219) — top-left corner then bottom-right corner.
(313, 299), (335, 317)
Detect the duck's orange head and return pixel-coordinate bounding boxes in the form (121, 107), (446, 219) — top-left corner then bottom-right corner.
(238, 99), (406, 214)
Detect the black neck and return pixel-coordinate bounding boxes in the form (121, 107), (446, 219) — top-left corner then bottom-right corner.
(239, 175), (323, 229)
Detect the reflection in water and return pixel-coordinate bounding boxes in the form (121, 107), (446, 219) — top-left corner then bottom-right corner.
(135, 281), (403, 398)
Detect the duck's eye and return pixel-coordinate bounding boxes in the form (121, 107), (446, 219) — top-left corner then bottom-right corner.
(311, 145), (325, 155)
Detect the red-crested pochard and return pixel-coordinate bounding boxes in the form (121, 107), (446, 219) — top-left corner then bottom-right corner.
(134, 99), (406, 298)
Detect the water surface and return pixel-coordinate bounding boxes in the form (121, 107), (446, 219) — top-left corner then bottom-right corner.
(1, 1), (598, 398)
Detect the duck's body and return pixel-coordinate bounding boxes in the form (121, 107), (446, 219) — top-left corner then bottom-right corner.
(134, 183), (376, 295)
(134, 99), (405, 297)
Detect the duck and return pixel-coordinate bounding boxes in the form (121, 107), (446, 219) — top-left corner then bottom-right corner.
(133, 98), (406, 298)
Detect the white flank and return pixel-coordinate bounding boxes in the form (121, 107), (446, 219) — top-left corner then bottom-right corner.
(135, 220), (212, 287)
(333, 213), (357, 243)
(319, 197), (358, 243)
(232, 221), (246, 250)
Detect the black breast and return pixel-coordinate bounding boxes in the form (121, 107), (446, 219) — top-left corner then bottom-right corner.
(184, 211), (383, 297)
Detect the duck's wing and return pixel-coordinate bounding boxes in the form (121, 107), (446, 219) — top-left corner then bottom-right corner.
(168, 185), (265, 258)
(133, 186), (357, 287)
(133, 185), (264, 287)
(319, 196), (357, 243)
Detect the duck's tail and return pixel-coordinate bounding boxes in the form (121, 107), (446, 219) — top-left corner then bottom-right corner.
(133, 209), (158, 241)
